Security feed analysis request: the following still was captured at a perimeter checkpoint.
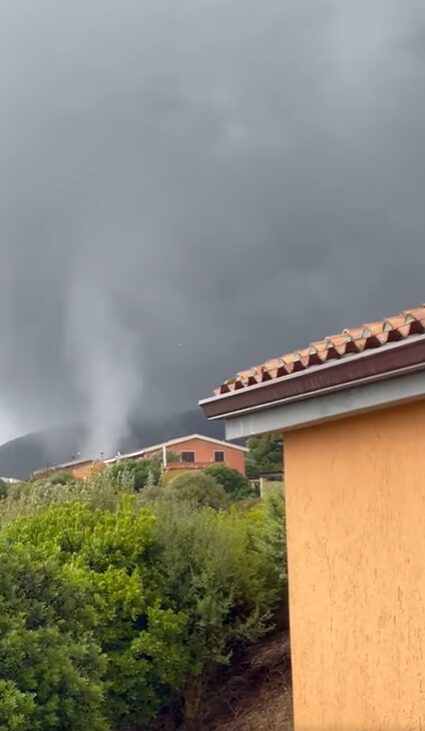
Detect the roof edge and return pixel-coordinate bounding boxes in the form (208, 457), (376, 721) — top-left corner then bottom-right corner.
(200, 335), (425, 420)
(224, 369), (425, 440)
(105, 433), (248, 464)
(33, 457), (95, 475)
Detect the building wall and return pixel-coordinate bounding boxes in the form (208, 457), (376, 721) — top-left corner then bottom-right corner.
(39, 461), (103, 479)
(144, 438), (246, 474)
(284, 399), (425, 731)
(71, 461), (104, 479)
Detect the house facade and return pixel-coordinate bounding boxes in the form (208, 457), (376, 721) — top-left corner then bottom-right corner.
(200, 304), (425, 731)
(33, 434), (247, 481)
(33, 458), (102, 480)
(106, 434), (247, 475)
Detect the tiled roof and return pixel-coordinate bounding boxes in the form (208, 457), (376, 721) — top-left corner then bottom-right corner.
(214, 305), (425, 395)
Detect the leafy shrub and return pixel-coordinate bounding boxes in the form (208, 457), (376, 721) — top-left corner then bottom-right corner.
(0, 473), (286, 729)
(148, 499), (281, 725)
(1, 498), (189, 729)
(109, 458), (161, 491)
(108, 450), (181, 492)
(137, 484), (165, 505)
(169, 472), (230, 510)
(0, 542), (107, 730)
(48, 470), (77, 486)
(0, 471), (130, 527)
(204, 465), (252, 500)
(248, 489), (287, 594)
(0, 679), (36, 730)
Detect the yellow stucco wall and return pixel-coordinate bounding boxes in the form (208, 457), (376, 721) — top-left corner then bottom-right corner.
(285, 400), (425, 731)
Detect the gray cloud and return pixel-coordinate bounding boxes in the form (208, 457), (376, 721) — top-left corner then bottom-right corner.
(0, 0), (424, 451)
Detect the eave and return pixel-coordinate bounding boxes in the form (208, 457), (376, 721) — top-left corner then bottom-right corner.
(200, 335), (425, 421)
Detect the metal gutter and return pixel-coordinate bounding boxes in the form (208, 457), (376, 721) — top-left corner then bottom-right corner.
(224, 369), (425, 440)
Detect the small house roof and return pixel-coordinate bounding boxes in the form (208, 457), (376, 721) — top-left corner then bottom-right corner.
(105, 434), (248, 464)
(32, 457), (94, 476)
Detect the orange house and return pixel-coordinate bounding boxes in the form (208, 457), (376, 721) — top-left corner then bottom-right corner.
(201, 304), (425, 731)
(33, 458), (103, 480)
(106, 434), (247, 475)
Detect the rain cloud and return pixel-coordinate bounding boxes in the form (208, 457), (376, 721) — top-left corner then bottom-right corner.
(0, 0), (424, 454)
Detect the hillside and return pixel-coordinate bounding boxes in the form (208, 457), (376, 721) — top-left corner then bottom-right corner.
(204, 633), (292, 731)
(0, 409), (226, 480)
(148, 632), (293, 731)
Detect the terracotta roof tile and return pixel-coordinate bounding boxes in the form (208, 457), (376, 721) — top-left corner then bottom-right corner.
(214, 304), (425, 395)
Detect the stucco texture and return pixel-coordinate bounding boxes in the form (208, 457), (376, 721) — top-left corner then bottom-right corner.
(285, 400), (425, 731)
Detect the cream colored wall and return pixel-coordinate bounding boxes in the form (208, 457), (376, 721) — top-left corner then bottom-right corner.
(285, 400), (425, 731)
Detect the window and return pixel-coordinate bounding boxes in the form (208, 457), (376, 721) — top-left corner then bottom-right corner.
(214, 451), (225, 463)
(181, 451), (195, 463)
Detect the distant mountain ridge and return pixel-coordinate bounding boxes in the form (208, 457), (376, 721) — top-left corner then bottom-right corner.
(0, 410), (226, 480)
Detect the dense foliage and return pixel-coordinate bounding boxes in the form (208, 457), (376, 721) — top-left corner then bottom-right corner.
(204, 464), (252, 500)
(167, 471), (230, 510)
(246, 433), (283, 478)
(108, 457), (162, 491)
(108, 450), (181, 492)
(0, 472), (286, 730)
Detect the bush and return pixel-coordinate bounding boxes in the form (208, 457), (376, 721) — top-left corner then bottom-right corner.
(137, 484), (165, 505)
(109, 458), (161, 491)
(48, 470), (77, 486)
(0, 472), (131, 527)
(0, 473), (286, 729)
(0, 680), (36, 730)
(169, 472), (230, 510)
(1, 498), (189, 729)
(248, 489), (287, 591)
(204, 465), (252, 501)
(148, 499), (281, 725)
(0, 541), (107, 730)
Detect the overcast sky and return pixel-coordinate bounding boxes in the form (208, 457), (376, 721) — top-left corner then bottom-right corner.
(0, 0), (425, 453)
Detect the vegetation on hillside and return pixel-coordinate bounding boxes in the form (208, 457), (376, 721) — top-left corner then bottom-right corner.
(204, 464), (252, 500)
(0, 478), (8, 500)
(0, 469), (286, 730)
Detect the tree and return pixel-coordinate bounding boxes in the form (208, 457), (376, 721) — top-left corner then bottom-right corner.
(204, 465), (251, 501)
(109, 458), (161, 491)
(246, 433), (283, 478)
(169, 472), (230, 510)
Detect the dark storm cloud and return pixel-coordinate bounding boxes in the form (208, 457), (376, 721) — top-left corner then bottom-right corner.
(0, 0), (425, 451)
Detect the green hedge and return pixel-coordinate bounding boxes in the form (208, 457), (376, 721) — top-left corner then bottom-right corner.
(0, 475), (287, 729)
